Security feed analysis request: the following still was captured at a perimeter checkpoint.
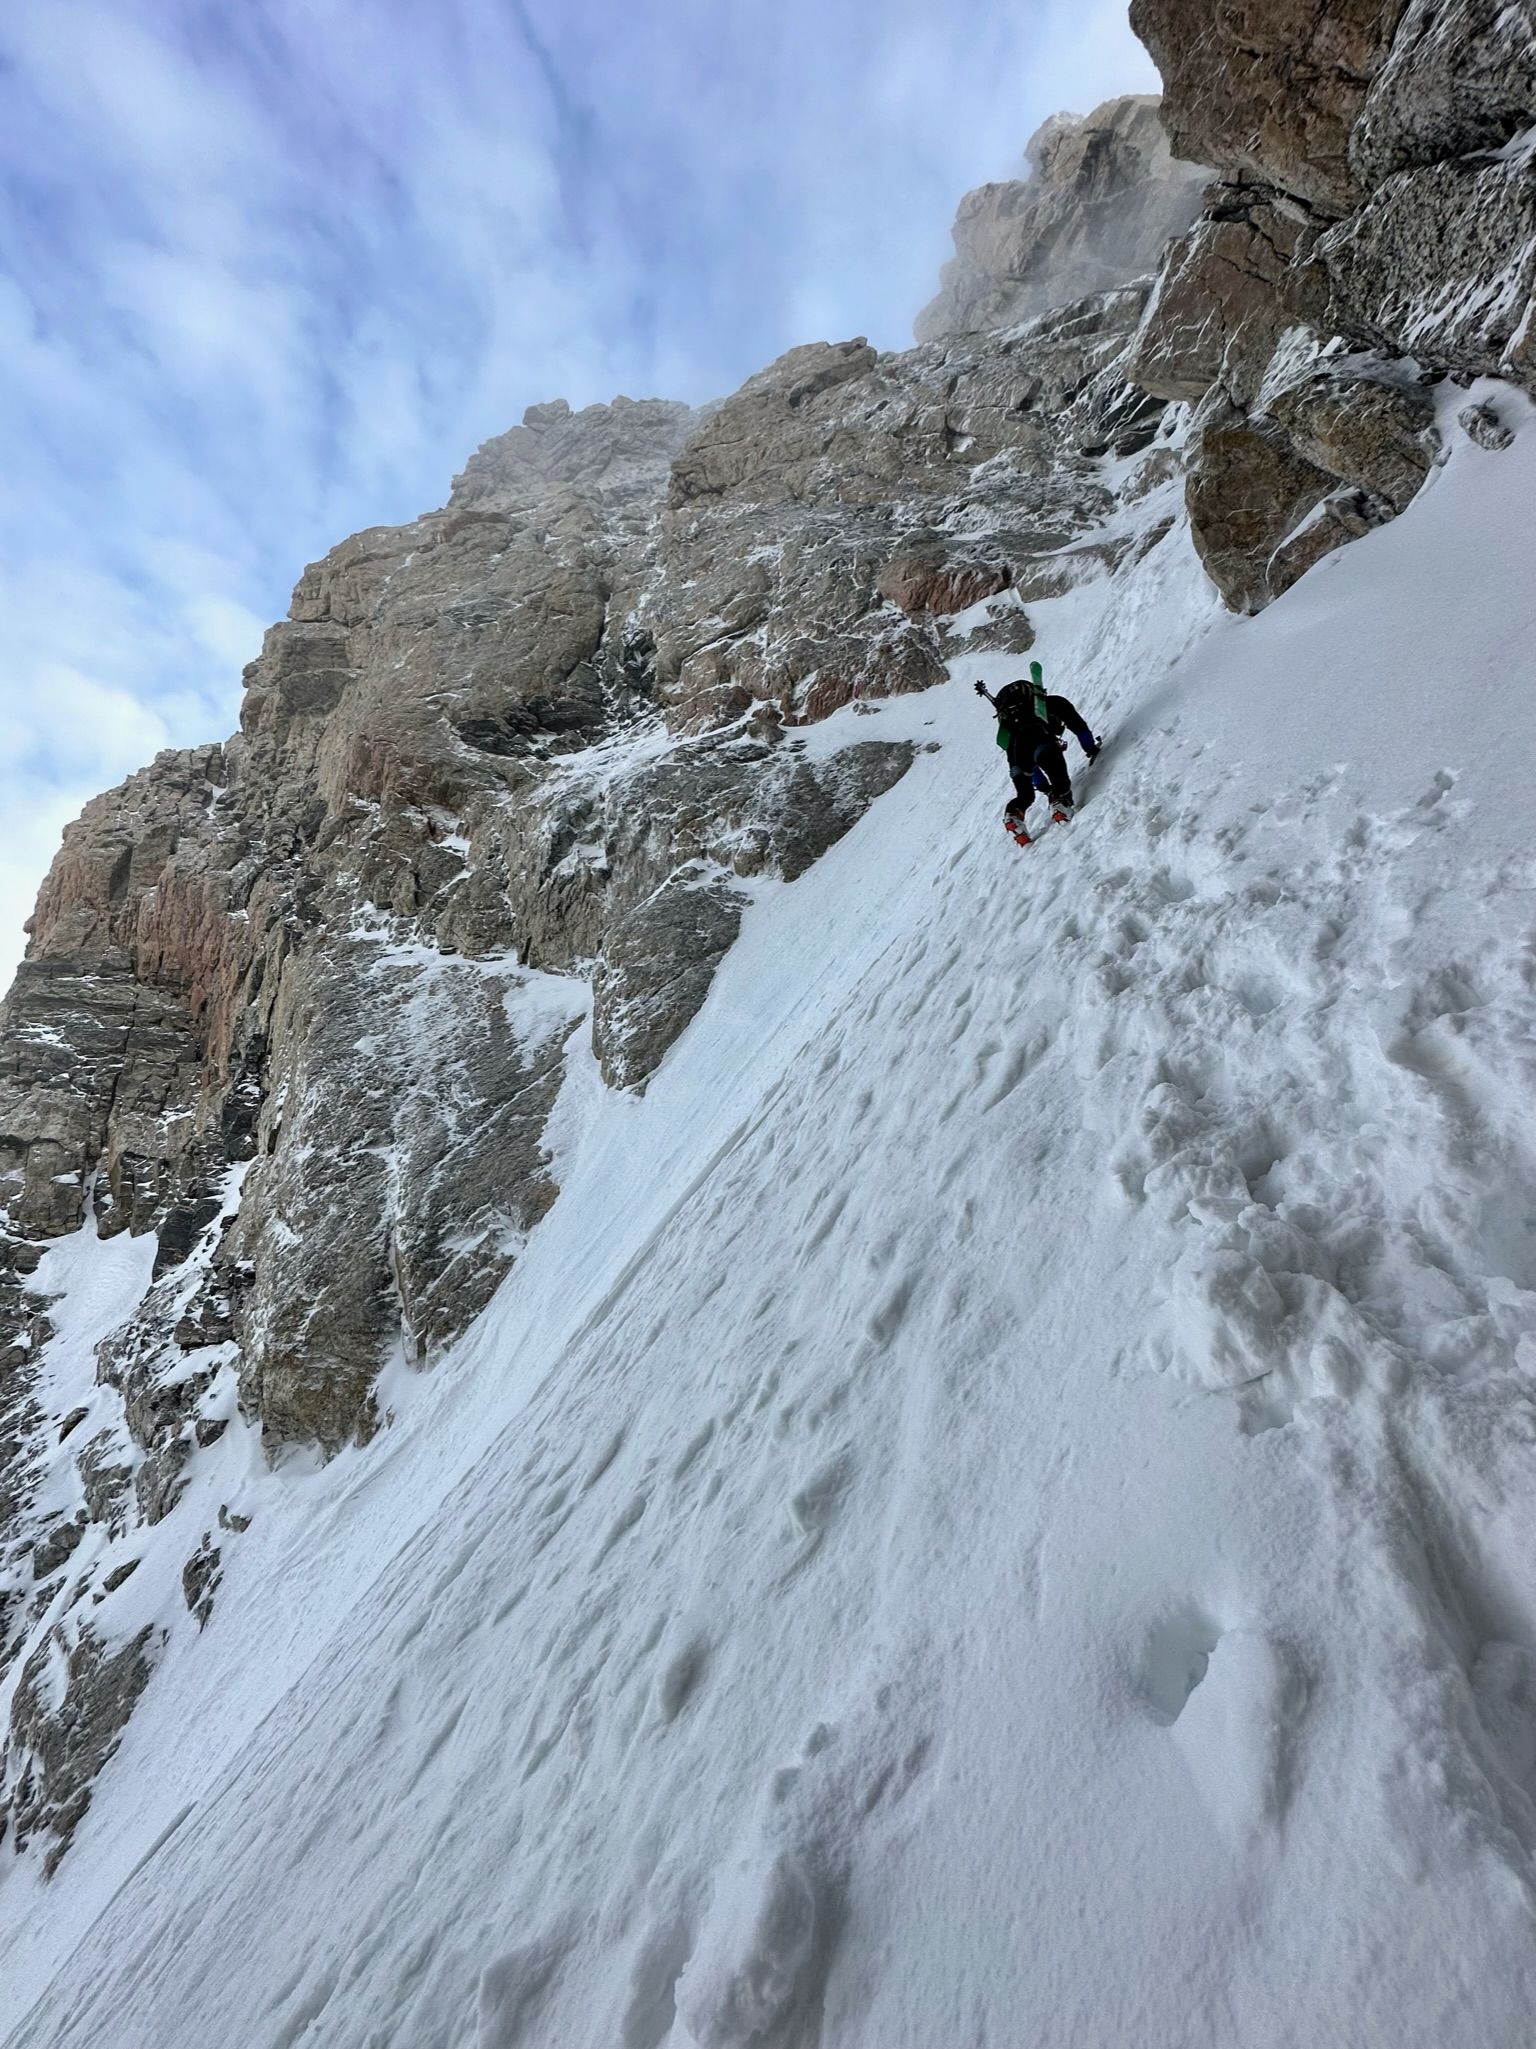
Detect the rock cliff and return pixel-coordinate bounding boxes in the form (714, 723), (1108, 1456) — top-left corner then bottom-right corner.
(1125, 0), (1536, 608)
(2, 0), (1533, 1879)
(915, 94), (1210, 342)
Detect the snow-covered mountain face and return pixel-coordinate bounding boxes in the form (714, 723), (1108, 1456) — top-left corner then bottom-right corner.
(3, 12), (1536, 2044)
(0, 116), (1179, 1875)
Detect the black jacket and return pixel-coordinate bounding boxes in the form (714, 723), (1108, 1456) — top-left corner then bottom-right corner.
(994, 683), (1093, 759)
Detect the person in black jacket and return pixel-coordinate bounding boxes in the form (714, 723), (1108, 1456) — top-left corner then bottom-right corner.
(977, 660), (1099, 847)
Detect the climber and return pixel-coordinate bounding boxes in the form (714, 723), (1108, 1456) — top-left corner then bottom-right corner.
(976, 660), (1100, 848)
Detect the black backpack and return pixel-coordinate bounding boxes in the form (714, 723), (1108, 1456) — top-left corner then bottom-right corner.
(993, 677), (1048, 748)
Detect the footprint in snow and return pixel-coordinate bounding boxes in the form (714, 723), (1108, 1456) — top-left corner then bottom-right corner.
(655, 1635), (710, 1723)
(787, 1451), (852, 1545)
(619, 1915), (694, 2049)
(1138, 1614), (1307, 1843)
(1138, 1605), (1221, 1726)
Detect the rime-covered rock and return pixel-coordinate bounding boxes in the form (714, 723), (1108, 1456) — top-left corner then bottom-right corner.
(591, 875), (748, 1094)
(1129, 0), (1409, 214)
(5, 1623), (157, 1874)
(1349, 0), (1536, 188)
(1125, 0), (1532, 610)
(1460, 399), (1517, 451)
(1263, 362), (1439, 513)
(1126, 185), (1328, 408)
(915, 96), (1209, 342)
(648, 286), (1157, 729)
(1311, 153), (1536, 388)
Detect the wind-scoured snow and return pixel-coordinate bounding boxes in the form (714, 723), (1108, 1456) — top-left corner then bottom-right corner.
(5, 391), (1536, 2046)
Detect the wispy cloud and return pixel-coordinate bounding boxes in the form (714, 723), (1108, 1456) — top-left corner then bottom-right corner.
(0, 0), (1154, 986)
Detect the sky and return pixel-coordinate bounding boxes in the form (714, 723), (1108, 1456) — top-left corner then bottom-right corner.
(0, 0), (1156, 991)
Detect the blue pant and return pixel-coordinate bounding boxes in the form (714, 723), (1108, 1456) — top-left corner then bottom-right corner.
(1008, 734), (1072, 811)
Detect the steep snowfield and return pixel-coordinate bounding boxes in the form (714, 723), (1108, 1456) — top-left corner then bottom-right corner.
(6, 391), (1536, 2046)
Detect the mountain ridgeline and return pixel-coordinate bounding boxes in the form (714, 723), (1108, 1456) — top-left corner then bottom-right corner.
(2, 0), (1534, 1880)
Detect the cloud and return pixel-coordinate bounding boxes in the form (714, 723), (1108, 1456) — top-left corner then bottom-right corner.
(0, 0), (1157, 992)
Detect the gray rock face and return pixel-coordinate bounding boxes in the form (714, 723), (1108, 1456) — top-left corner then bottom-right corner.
(1350, 0), (1536, 187)
(181, 1536), (221, 1629)
(227, 943), (578, 1452)
(1130, 0), (1409, 215)
(0, 1233), (49, 1575)
(451, 395), (697, 511)
(1263, 362), (1439, 514)
(1311, 153), (1536, 386)
(1126, 0), (1534, 609)
(592, 875), (747, 1094)
(915, 96), (1210, 342)
(651, 286), (1164, 727)
(1126, 185), (1328, 408)
(6, 1624), (157, 1874)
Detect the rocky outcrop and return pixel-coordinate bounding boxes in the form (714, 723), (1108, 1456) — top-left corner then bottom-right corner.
(1177, 356), (1439, 610)
(651, 286), (1168, 726)
(226, 942), (578, 1452)
(1129, 0), (1409, 215)
(1349, 0), (1536, 187)
(915, 95), (1209, 341)
(875, 538), (1013, 618)
(1312, 152), (1536, 384)
(1461, 397), (1517, 451)
(6, 1623), (157, 1875)
(1264, 362), (1438, 515)
(1125, 185), (1326, 409)
(1182, 401), (1338, 613)
(1126, 0), (1535, 611)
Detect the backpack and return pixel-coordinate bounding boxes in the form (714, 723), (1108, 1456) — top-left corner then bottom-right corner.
(993, 677), (1049, 748)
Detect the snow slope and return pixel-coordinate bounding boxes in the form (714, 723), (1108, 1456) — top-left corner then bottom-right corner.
(6, 391), (1536, 2046)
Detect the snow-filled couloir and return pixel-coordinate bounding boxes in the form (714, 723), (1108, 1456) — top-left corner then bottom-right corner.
(7, 4), (1536, 2033)
(5, 383), (1536, 2046)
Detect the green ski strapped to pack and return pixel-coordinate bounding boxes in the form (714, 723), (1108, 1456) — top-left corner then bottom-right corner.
(1028, 659), (1049, 722)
